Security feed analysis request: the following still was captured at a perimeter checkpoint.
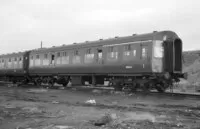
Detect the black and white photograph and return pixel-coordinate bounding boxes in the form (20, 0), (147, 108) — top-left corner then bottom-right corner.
(0, 0), (200, 128)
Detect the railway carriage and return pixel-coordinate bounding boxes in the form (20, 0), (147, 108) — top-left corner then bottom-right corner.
(0, 30), (185, 92)
(0, 52), (29, 82)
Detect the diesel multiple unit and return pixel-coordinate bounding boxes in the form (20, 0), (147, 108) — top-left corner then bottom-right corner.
(0, 31), (185, 92)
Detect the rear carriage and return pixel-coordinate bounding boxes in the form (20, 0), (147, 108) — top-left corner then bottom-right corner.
(25, 31), (184, 92)
(0, 31), (184, 92)
(0, 52), (29, 83)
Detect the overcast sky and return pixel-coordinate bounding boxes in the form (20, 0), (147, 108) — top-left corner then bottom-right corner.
(0, 0), (200, 54)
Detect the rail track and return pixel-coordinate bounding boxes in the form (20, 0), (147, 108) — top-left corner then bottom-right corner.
(1, 81), (200, 99)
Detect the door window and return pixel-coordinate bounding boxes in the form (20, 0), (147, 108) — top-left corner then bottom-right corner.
(142, 47), (147, 59)
(97, 49), (102, 60)
(56, 52), (61, 65)
(50, 54), (55, 64)
(61, 51), (69, 64)
(43, 53), (49, 66)
(154, 41), (164, 58)
(107, 46), (118, 61)
(85, 48), (94, 63)
(35, 54), (41, 66)
(72, 50), (81, 64)
(30, 56), (34, 67)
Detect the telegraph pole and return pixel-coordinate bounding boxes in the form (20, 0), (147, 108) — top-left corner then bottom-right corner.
(41, 41), (43, 48)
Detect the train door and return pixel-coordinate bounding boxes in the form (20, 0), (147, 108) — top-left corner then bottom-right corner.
(23, 51), (30, 74)
(50, 53), (55, 66)
(163, 41), (173, 72)
(97, 48), (103, 64)
(140, 43), (151, 71)
(173, 39), (182, 72)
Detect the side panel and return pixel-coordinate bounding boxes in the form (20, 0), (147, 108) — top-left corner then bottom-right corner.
(174, 39), (182, 72)
(163, 40), (173, 72)
(29, 41), (153, 76)
(23, 51), (30, 75)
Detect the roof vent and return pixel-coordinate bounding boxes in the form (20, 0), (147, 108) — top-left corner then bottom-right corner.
(153, 31), (157, 33)
(115, 36), (119, 38)
(62, 44), (65, 46)
(132, 34), (137, 36)
(73, 42), (77, 44)
(52, 46), (55, 47)
(99, 39), (103, 40)
(85, 41), (89, 43)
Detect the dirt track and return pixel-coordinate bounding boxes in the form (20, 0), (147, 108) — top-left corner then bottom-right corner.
(0, 85), (200, 129)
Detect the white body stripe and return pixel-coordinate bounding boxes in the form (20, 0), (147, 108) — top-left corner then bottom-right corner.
(103, 40), (153, 47)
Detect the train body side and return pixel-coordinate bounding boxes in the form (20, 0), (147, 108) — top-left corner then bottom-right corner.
(28, 35), (154, 76)
(28, 31), (182, 77)
(0, 30), (184, 92)
(0, 52), (30, 82)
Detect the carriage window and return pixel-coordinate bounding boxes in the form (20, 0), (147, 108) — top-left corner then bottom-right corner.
(124, 44), (131, 56)
(29, 55), (34, 67)
(36, 55), (40, 59)
(154, 41), (164, 58)
(8, 58), (12, 68)
(62, 52), (69, 64)
(133, 50), (136, 56)
(56, 52), (61, 65)
(109, 47), (114, 57)
(108, 46), (118, 60)
(13, 57), (18, 68)
(97, 49), (102, 60)
(61, 51), (69, 64)
(18, 57), (22, 68)
(142, 48), (147, 58)
(35, 54), (41, 66)
(44, 54), (48, 59)
(50, 54), (55, 64)
(74, 50), (79, 56)
(73, 50), (81, 64)
(43, 54), (49, 65)
(85, 48), (94, 63)
(57, 52), (61, 57)
(63, 52), (67, 56)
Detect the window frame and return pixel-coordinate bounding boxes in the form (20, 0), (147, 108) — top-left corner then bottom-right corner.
(107, 46), (118, 60)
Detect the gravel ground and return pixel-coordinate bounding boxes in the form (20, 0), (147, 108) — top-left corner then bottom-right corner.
(0, 85), (200, 129)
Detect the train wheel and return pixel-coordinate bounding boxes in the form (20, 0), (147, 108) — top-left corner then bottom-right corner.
(142, 83), (150, 92)
(62, 83), (67, 87)
(130, 82), (137, 92)
(35, 79), (42, 87)
(113, 81), (123, 91)
(48, 81), (54, 87)
(62, 80), (69, 87)
(156, 83), (166, 93)
(22, 79), (29, 85)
